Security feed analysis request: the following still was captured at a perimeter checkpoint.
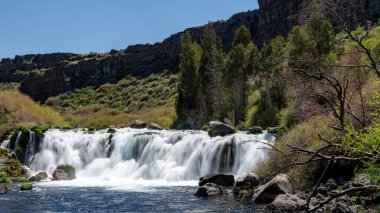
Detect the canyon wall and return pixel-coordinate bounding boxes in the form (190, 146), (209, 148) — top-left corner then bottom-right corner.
(0, 0), (379, 101)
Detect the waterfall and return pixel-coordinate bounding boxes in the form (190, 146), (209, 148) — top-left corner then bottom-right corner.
(25, 131), (36, 166)
(4, 128), (275, 182)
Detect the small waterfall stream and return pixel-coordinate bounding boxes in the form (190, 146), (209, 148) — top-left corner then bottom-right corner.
(2, 128), (275, 182)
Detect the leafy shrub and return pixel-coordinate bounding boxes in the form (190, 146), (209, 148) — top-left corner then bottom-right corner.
(255, 116), (336, 190)
(0, 172), (7, 183)
(202, 124), (210, 132)
(20, 183), (33, 191)
(248, 126), (262, 134)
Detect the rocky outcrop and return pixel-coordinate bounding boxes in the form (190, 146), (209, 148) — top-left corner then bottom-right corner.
(265, 194), (306, 212)
(130, 120), (147, 129)
(199, 174), (235, 187)
(194, 183), (224, 197)
(208, 121), (235, 137)
(28, 172), (48, 182)
(1, 0), (378, 101)
(234, 173), (260, 189)
(148, 123), (163, 130)
(252, 174), (295, 204)
(52, 165), (76, 181)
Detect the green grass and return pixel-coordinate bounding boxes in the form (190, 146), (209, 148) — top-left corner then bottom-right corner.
(46, 72), (178, 113)
(20, 183), (33, 191)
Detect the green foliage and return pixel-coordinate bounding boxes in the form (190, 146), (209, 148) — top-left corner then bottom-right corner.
(248, 126), (262, 134)
(46, 72), (178, 113)
(202, 124), (210, 132)
(20, 183), (33, 191)
(256, 116), (336, 190)
(31, 125), (49, 139)
(0, 172), (7, 183)
(57, 164), (76, 179)
(176, 31), (203, 115)
(361, 163), (380, 184)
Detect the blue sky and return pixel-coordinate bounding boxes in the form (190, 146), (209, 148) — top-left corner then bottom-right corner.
(0, 0), (258, 59)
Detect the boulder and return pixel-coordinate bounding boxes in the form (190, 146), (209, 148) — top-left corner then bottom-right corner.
(352, 174), (371, 187)
(234, 173), (260, 188)
(208, 121), (235, 137)
(194, 183), (223, 197)
(0, 184), (8, 194)
(265, 194), (306, 212)
(332, 202), (354, 213)
(130, 120), (147, 129)
(199, 174), (235, 187)
(148, 123), (163, 130)
(252, 174), (295, 204)
(52, 165), (76, 181)
(326, 178), (338, 191)
(28, 172), (48, 182)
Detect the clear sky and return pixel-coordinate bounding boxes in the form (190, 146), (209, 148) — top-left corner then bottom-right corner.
(0, 0), (259, 59)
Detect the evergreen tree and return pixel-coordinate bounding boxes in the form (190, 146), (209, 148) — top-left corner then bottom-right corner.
(199, 24), (225, 119)
(223, 26), (257, 125)
(176, 31), (203, 116)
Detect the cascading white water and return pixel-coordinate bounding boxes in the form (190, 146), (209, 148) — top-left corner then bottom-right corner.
(4, 128), (275, 183)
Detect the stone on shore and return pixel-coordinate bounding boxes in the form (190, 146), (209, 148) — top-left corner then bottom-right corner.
(199, 174), (235, 187)
(252, 174), (295, 204)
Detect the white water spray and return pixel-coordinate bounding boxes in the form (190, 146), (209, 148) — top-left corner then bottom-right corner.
(3, 128), (275, 183)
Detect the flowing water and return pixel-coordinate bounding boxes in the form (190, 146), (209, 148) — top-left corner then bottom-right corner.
(1, 128), (275, 212)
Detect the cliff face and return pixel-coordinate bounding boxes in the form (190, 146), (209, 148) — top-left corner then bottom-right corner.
(1, 0), (379, 101)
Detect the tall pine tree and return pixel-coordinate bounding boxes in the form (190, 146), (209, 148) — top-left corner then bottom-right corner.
(223, 26), (257, 125)
(176, 31), (203, 118)
(199, 24), (225, 119)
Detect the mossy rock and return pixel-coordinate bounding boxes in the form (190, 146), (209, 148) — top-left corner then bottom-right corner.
(248, 126), (263, 134)
(20, 183), (33, 191)
(53, 164), (76, 180)
(28, 172), (48, 182)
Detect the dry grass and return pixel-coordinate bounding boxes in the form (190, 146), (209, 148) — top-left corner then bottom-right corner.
(0, 91), (67, 137)
(255, 115), (337, 190)
(64, 104), (177, 129)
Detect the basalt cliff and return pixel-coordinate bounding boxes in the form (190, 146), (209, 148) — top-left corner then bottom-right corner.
(1, 0), (379, 101)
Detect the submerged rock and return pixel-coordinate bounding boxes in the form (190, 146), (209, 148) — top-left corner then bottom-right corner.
(208, 121), (235, 137)
(199, 174), (235, 187)
(194, 183), (223, 197)
(52, 165), (76, 181)
(265, 194), (306, 212)
(28, 172), (48, 182)
(252, 174), (295, 204)
(130, 120), (147, 129)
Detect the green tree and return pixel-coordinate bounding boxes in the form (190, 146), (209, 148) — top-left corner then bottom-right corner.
(199, 24), (225, 119)
(223, 26), (257, 124)
(176, 31), (203, 116)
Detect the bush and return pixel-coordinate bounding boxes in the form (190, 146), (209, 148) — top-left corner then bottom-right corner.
(0, 172), (7, 183)
(20, 183), (33, 191)
(57, 164), (76, 179)
(202, 124), (210, 132)
(248, 126), (263, 134)
(255, 116), (337, 190)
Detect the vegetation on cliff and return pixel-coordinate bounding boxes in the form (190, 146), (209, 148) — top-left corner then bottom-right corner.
(0, 90), (67, 138)
(176, 2), (380, 210)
